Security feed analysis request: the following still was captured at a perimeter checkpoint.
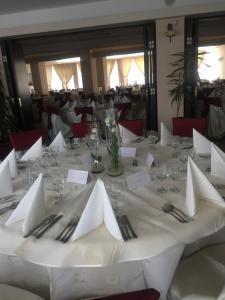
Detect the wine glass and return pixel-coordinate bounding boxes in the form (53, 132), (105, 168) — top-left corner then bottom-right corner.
(49, 145), (59, 166)
(179, 151), (188, 174)
(169, 167), (180, 192)
(52, 169), (67, 205)
(156, 165), (169, 193)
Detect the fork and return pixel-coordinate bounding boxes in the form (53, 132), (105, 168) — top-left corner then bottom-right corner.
(0, 201), (19, 215)
(161, 204), (188, 223)
(56, 218), (78, 242)
(164, 203), (193, 222)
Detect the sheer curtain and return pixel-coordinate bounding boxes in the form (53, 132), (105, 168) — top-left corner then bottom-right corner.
(106, 60), (116, 88)
(73, 63), (79, 89)
(54, 63), (77, 90)
(134, 56), (144, 75)
(45, 65), (53, 90)
(117, 58), (132, 86)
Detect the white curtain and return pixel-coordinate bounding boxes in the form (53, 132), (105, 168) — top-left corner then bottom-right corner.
(117, 58), (132, 86)
(45, 65), (53, 90)
(106, 59), (116, 88)
(134, 56), (144, 75)
(73, 64), (79, 89)
(54, 63), (77, 90)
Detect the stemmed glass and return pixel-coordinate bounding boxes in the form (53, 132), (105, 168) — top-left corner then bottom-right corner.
(148, 130), (159, 149)
(171, 136), (180, 158)
(179, 151), (188, 174)
(71, 138), (80, 156)
(49, 145), (59, 166)
(169, 167), (180, 192)
(156, 165), (169, 193)
(52, 169), (67, 205)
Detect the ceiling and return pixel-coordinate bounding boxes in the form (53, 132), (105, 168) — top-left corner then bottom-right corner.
(0, 0), (105, 14)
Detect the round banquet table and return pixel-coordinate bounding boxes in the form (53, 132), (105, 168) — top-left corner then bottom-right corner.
(0, 139), (225, 300)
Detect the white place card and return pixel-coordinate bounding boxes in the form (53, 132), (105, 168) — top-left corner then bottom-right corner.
(146, 153), (156, 168)
(67, 169), (89, 185)
(126, 170), (151, 190)
(80, 153), (92, 167)
(120, 147), (136, 158)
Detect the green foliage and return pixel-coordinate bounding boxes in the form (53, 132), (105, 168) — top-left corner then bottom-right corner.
(167, 50), (208, 117)
(0, 77), (18, 141)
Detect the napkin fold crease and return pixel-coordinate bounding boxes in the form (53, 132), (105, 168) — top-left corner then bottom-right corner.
(20, 137), (42, 161)
(0, 161), (13, 197)
(193, 129), (211, 154)
(211, 143), (225, 180)
(49, 131), (66, 152)
(160, 122), (172, 146)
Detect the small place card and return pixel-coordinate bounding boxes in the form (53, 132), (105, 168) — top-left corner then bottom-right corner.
(146, 153), (157, 168)
(80, 153), (92, 167)
(67, 169), (89, 185)
(120, 147), (136, 158)
(126, 170), (151, 190)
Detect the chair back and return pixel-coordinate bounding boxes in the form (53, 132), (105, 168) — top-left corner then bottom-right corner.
(74, 107), (93, 122)
(114, 103), (131, 121)
(70, 122), (95, 138)
(172, 117), (207, 137)
(9, 129), (42, 151)
(119, 119), (143, 136)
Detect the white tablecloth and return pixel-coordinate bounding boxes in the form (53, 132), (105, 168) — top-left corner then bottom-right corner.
(0, 140), (225, 299)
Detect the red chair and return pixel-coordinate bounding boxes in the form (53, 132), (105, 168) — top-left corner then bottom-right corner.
(9, 128), (42, 151)
(70, 122), (95, 138)
(74, 107), (93, 122)
(172, 117), (207, 137)
(119, 119), (143, 136)
(91, 289), (160, 300)
(114, 103), (131, 121)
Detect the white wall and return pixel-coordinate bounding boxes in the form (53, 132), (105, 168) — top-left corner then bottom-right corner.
(156, 17), (184, 130)
(0, 0), (225, 37)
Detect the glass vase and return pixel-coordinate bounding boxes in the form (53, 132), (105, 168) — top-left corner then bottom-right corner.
(105, 109), (123, 177)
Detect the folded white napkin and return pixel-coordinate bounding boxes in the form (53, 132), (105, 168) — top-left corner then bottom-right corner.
(70, 179), (123, 241)
(0, 161), (13, 197)
(5, 174), (46, 235)
(160, 122), (172, 146)
(1, 149), (17, 178)
(193, 129), (211, 154)
(119, 124), (138, 144)
(20, 137), (42, 161)
(186, 157), (224, 217)
(49, 131), (66, 152)
(211, 143), (225, 179)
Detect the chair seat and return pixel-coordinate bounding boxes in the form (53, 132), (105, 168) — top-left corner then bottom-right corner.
(0, 283), (45, 300)
(168, 243), (225, 300)
(89, 288), (160, 300)
(9, 129), (42, 152)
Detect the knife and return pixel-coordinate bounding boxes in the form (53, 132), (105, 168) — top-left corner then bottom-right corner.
(24, 214), (57, 238)
(116, 216), (127, 241)
(123, 215), (138, 239)
(121, 215), (132, 239)
(35, 214), (63, 238)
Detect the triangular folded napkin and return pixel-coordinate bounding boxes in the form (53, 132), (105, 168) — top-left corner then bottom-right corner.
(211, 143), (225, 180)
(185, 157), (224, 217)
(1, 149), (17, 178)
(70, 179), (123, 241)
(20, 137), (42, 161)
(49, 131), (66, 152)
(193, 129), (211, 154)
(119, 125), (138, 144)
(5, 174), (46, 235)
(160, 122), (172, 146)
(0, 161), (13, 197)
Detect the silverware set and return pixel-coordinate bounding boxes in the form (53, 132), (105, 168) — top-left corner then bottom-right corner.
(0, 201), (19, 215)
(24, 214), (63, 238)
(116, 214), (137, 241)
(162, 203), (193, 223)
(56, 218), (79, 243)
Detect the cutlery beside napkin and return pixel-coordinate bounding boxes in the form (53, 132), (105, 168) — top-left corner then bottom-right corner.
(5, 173), (46, 235)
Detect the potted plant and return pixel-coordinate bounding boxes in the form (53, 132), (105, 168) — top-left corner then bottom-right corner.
(167, 50), (208, 136)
